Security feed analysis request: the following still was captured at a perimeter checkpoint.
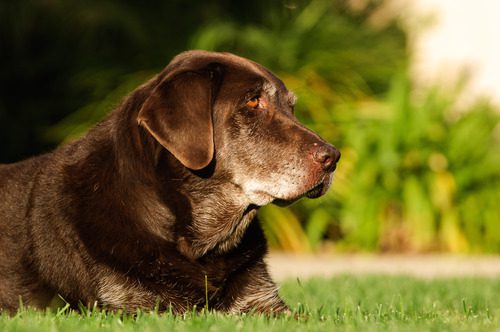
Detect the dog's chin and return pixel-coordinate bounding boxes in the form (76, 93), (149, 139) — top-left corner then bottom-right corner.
(273, 175), (333, 207)
(242, 174), (334, 207)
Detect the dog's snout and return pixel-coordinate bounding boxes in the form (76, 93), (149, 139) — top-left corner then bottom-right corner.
(312, 143), (340, 172)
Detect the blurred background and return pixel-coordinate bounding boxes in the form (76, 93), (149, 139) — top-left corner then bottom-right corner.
(1, 0), (499, 254)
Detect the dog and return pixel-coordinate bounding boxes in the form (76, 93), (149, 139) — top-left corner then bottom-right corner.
(0, 50), (340, 314)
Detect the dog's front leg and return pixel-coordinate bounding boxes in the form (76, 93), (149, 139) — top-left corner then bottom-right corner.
(218, 259), (289, 314)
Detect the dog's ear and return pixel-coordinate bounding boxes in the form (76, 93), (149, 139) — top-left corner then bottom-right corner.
(138, 66), (222, 170)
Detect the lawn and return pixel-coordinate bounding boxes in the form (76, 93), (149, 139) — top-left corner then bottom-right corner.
(1, 275), (498, 331)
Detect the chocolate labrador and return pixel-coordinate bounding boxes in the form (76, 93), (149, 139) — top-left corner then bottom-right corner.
(0, 51), (340, 314)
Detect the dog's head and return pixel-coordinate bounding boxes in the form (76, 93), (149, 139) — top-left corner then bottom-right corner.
(137, 51), (340, 206)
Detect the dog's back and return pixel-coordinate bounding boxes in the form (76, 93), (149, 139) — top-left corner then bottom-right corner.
(0, 156), (47, 218)
(0, 156), (50, 310)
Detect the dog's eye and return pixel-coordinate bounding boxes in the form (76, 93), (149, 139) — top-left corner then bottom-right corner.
(246, 97), (260, 109)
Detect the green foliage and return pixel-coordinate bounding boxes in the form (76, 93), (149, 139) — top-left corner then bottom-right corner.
(339, 76), (500, 252)
(1, 275), (499, 331)
(190, 0), (406, 100)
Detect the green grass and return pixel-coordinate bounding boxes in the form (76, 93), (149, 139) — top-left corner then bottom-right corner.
(1, 275), (498, 331)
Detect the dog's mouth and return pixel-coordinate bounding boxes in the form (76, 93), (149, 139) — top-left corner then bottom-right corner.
(304, 182), (325, 199)
(273, 175), (332, 207)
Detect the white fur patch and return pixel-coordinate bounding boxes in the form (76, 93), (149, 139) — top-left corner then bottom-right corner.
(263, 82), (278, 98)
(287, 91), (297, 106)
(98, 274), (155, 311)
(235, 158), (311, 206)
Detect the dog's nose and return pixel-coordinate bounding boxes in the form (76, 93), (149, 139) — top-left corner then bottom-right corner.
(312, 143), (341, 172)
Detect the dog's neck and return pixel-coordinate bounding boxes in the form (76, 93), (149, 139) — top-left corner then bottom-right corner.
(154, 152), (259, 260)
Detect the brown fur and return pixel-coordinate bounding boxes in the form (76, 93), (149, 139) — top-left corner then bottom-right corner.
(0, 51), (340, 314)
